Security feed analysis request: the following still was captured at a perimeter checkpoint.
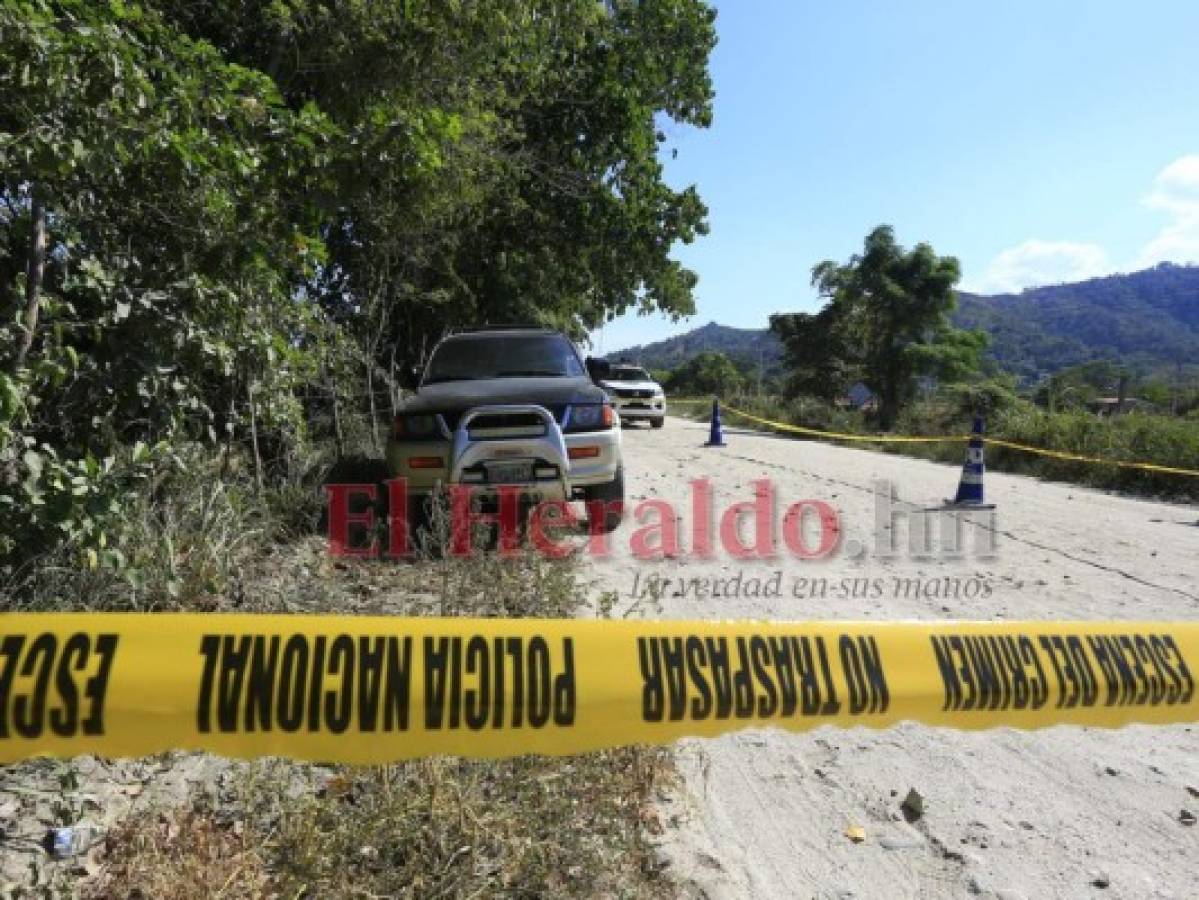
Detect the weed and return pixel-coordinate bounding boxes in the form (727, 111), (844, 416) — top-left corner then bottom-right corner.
(3, 445), (677, 898)
(82, 807), (272, 900)
(679, 393), (1199, 501)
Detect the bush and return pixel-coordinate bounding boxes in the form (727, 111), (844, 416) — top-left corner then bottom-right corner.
(663, 351), (745, 396)
(987, 407), (1199, 498)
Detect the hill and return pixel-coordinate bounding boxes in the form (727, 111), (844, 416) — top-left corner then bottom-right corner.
(954, 263), (1199, 379)
(610, 264), (1199, 380)
(605, 321), (784, 372)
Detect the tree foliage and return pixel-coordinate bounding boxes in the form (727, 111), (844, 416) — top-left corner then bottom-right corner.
(771, 225), (985, 427)
(768, 305), (849, 402)
(154, 0), (716, 340)
(663, 350), (745, 396)
(1032, 360), (1139, 412)
(1, 0), (334, 564)
(0, 0), (717, 573)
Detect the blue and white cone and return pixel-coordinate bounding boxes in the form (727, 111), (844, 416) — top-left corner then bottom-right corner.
(952, 416), (986, 505)
(705, 399), (726, 447)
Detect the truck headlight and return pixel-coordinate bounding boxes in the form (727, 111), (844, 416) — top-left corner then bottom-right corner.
(566, 403), (614, 432)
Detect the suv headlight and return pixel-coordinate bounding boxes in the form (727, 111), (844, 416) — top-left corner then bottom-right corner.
(394, 413), (440, 439)
(565, 403), (614, 432)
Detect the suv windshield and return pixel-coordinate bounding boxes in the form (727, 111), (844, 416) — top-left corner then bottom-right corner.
(423, 333), (586, 383)
(607, 367), (651, 381)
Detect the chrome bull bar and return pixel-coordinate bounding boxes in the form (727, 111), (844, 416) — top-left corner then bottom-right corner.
(449, 404), (571, 499)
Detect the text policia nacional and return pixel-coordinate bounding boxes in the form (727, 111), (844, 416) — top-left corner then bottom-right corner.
(0, 627), (1193, 742)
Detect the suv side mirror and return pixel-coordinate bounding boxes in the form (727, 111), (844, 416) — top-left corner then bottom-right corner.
(400, 365), (422, 390)
(585, 356), (611, 382)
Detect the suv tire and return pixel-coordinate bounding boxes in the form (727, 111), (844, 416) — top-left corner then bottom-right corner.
(584, 465), (625, 533)
(651, 416), (664, 429)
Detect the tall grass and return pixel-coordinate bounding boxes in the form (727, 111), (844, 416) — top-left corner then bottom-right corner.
(84, 748), (673, 899)
(1, 441), (331, 611)
(985, 405), (1199, 498)
(3, 430), (676, 897)
(70, 528), (674, 897)
(679, 392), (1199, 502)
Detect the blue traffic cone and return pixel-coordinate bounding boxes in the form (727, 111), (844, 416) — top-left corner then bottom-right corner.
(951, 416), (986, 505)
(704, 399), (726, 447)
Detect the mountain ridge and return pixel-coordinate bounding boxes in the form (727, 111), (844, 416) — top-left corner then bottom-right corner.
(607, 263), (1199, 379)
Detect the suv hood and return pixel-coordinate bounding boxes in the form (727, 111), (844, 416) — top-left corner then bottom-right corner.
(402, 376), (607, 414)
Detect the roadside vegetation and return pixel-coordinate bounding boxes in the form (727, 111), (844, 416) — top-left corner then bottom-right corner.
(1, 1), (714, 893)
(84, 748), (672, 899)
(663, 226), (1199, 501)
(1, 0), (716, 595)
(680, 389), (1199, 501)
(6, 533), (671, 896)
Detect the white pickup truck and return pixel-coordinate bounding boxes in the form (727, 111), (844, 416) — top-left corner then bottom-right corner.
(598, 364), (666, 428)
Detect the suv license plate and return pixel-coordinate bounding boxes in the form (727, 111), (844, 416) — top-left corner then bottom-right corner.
(487, 461), (533, 484)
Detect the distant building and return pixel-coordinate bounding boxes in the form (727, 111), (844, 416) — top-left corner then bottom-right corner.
(837, 382), (877, 411)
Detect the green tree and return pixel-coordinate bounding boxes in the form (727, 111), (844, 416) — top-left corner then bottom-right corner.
(149, 0), (717, 448)
(773, 225), (985, 427)
(0, 0), (719, 574)
(664, 351), (745, 396)
(768, 305), (851, 402)
(0, 0), (335, 564)
(153, 0), (717, 343)
(1034, 360), (1127, 411)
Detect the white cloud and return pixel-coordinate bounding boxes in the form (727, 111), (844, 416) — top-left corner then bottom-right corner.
(1144, 154), (1199, 213)
(968, 154), (1199, 294)
(1134, 154), (1199, 268)
(965, 239), (1114, 294)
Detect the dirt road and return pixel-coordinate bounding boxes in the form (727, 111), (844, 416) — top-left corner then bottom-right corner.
(582, 416), (1199, 899)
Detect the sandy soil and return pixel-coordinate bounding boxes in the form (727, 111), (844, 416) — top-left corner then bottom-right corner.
(581, 416), (1199, 900)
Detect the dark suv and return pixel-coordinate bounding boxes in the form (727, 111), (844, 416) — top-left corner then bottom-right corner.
(387, 327), (625, 530)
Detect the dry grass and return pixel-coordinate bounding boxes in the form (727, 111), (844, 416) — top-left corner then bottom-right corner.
(81, 749), (674, 899)
(267, 751), (672, 898)
(83, 808), (273, 900)
(12, 480), (676, 898)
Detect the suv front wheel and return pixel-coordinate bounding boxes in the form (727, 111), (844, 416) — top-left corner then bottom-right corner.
(582, 466), (625, 533)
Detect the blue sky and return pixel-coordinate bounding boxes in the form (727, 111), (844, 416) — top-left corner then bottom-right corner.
(596, 0), (1199, 353)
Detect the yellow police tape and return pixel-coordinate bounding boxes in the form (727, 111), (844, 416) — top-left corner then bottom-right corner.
(670, 398), (1199, 477)
(670, 398), (965, 443)
(717, 403), (965, 444)
(980, 436), (1199, 477)
(2, 614), (1195, 764)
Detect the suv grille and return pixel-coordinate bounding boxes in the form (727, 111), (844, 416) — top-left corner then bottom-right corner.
(471, 412), (544, 432)
(439, 405), (567, 433)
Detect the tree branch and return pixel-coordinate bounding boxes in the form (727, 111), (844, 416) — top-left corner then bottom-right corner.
(14, 190), (46, 371)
